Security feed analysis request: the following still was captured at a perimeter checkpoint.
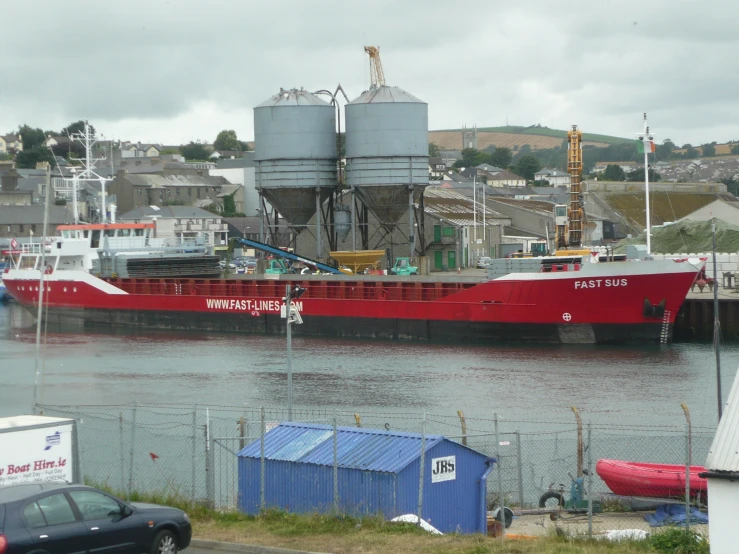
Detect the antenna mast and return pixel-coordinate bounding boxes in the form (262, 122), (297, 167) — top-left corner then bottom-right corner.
(68, 120), (111, 223)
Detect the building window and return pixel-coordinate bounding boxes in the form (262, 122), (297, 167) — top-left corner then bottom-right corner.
(188, 188), (192, 198)
(197, 188), (201, 199)
(19, 224), (24, 232)
(176, 188), (180, 198)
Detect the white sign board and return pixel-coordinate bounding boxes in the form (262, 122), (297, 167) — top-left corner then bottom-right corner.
(0, 423), (74, 487)
(431, 455), (456, 483)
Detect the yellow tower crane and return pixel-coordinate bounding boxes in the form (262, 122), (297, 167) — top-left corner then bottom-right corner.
(364, 46), (386, 88)
(567, 125), (584, 248)
(553, 125), (590, 256)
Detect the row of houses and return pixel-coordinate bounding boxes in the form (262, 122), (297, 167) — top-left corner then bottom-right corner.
(429, 158), (572, 188)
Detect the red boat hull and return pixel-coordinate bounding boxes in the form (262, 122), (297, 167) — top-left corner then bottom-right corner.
(596, 459), (708, 498)
(2, 259), (700, 344)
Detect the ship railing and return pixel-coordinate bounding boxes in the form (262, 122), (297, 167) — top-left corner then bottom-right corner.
(100, 236), (210, 253)
(108, 278), (476, 302)
(19, 243), (52, 255)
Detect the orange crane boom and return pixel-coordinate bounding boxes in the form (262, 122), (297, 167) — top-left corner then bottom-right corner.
(364, 46), (385, 88)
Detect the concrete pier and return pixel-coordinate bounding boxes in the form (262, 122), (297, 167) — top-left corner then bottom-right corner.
(674, 288), (739, 342)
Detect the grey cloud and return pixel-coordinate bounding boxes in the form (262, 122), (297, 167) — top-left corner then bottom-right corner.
(2, 0), (738, 145)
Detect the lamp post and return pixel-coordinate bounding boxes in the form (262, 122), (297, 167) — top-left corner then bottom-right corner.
(283, 284), (306, 420)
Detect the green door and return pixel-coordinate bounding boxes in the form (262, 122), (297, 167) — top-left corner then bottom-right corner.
(433, 225), (441, 242)
(434, 251), (443, 270)
(448, 251), (456, 269)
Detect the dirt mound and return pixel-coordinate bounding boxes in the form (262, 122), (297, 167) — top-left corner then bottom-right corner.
(614, 219), (739, 254)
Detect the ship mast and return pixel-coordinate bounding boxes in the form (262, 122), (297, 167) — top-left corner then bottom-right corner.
(567, 125), (583, 248)
(68, 121), (111, 223)
(637, 113), (654, 256)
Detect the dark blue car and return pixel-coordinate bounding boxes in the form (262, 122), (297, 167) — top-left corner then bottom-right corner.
(0, 482), (191, 554)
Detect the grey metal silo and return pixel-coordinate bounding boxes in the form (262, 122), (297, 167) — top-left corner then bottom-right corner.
(254, 88), (338, 230)
(345, 86), (429, 229)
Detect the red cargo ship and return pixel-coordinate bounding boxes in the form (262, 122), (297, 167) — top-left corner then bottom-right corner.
(2, 225), (702, 344)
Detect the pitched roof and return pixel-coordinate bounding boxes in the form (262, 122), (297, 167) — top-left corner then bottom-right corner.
(423, 187), (507, 226)
(488, 170), (525, 181)
(122, 173), (226, 188)
(487, 196), (555, 215)
(47, 136), (72, 146)
(118, 205), (221, 220)
(475, 164), (504, 172)
(238, 422), (446, 473)
(447, 172), (473, 184)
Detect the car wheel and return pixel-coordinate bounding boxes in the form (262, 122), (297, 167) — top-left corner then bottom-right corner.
(150, 529), (177, 554)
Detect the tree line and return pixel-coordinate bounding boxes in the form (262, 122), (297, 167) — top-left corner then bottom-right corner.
(427, 136), (739, 185)
(2, 122), (253, 168)
(429, 142), (544, 181)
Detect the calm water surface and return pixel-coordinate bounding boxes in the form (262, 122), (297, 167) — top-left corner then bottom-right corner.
(1, 303), (736, 431)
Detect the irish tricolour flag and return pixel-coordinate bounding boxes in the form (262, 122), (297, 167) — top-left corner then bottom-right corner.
(636, 139), (655, 154)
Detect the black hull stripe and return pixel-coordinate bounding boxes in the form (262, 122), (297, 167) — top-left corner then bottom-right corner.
(33, 307), (667, 345)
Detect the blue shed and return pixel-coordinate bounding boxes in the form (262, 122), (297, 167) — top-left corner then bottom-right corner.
(237, 422), (494, 534)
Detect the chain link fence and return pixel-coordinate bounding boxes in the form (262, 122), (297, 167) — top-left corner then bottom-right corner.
(37, 403), (714, 538)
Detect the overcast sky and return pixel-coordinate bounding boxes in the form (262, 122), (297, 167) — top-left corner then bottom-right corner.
(3, 0), (738, 147)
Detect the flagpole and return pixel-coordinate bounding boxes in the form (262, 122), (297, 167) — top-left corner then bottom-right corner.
(473, 175), (477, 243)
(642, 113), (651, 256)
(483, 179), (486, 243)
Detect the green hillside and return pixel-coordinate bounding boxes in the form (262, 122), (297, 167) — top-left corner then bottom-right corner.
(615, 219), (739, 254)
(439, 125), (633, 146)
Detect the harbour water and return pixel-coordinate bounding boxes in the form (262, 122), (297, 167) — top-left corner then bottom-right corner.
(1, 302), (737, 432)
